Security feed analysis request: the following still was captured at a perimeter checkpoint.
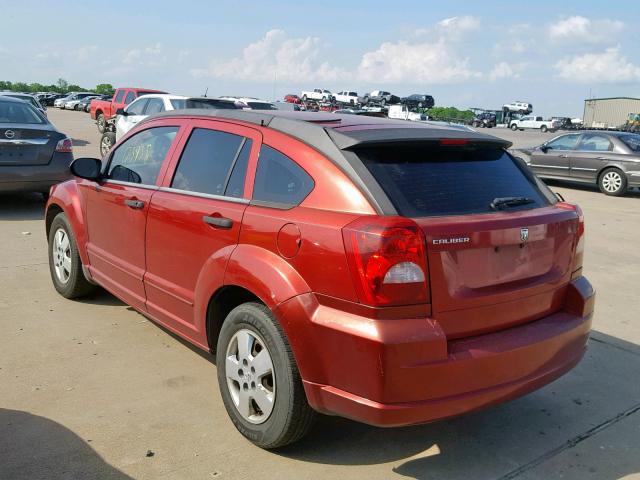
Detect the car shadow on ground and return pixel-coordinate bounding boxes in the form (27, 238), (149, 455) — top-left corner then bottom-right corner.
(0, 409), (133, 479)
(276, 331), (640, 480)
(545, 179), (640, 198)
(0, 193), (45, 221)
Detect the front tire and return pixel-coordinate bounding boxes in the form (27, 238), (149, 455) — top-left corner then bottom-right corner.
(216, 302), (315, 449)
(96, 113), (106, 133)
(100, 131), (116, 157)
(48, 213), (96, 299)
(598, 168), (627, 196)
(511, 123), (518, 131)
(540, 125), (548, 133)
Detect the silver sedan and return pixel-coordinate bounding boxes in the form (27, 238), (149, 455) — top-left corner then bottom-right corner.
(519, 131), (640, 196)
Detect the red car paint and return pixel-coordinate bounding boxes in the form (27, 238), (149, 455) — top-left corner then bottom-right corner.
(46, 112), (594, 427)
(284, 94), (302, 104)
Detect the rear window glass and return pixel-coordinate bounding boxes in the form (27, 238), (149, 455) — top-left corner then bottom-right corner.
(247, 102), (277, 110)
(619, 134), (640, 152)
(0, 101), (44, 124)
(357, 146), (550, 217)
(253, 146), (314, 206)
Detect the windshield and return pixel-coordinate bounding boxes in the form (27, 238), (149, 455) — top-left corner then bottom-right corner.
(357, 145), (551, 217)
(170, 99), (239, 110)
(619, 134), (640, 152)
(0, 101), (45, 124)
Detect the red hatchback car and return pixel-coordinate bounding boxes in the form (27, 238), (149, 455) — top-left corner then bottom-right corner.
(46, 110), (594, 448)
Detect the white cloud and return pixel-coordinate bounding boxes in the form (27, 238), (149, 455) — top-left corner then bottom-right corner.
(489, 61), (526, 80)
(548, 16), (624, 43)
(191, 29), (347, 82)
(74, 46), (98, 62)
(415, 16), (480, 40)
(555, 47), (640, 83)
(357, 40), (479, 84)
(122, 43), (165, 66)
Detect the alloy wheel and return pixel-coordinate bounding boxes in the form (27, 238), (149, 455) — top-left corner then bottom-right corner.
(52, 228), (72, 284)
(225, 329), (275, 424)
(602, 171), (622, 193)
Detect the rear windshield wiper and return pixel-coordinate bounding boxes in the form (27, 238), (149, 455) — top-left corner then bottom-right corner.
(490, 196), (535, 210)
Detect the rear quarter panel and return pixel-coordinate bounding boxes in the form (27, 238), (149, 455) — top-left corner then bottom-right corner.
(46, 179), (90, 264)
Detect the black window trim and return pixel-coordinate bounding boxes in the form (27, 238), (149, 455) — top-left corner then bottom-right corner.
(250, 144), (315, 210)
(103, 124), (181, 186)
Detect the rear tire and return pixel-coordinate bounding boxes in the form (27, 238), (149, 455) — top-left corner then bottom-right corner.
(511, 123), (518, 131)
(96, 114), (106, 133)
(216, 302), (315, 449)
(48, 213), (96, 299)
(598, 168), (627, 196)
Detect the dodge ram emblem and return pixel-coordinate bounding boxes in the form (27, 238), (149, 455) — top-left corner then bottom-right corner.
(4, 130), (15, 139)
(520, 228), (529, 242)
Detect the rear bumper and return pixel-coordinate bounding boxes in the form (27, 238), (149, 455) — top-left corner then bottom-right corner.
(276, 277), (594, 427)
(0, 152), (73, 193)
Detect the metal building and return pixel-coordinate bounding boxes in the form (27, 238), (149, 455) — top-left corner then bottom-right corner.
(583, 97), (640, 129)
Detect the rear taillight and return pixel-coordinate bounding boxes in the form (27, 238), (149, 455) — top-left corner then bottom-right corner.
(343, 216), (429, 307)
(557, 202), (584, 278)
(55, 137), (73, 153)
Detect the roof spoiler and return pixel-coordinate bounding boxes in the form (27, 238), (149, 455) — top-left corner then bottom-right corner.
(326, 127), (513, 150)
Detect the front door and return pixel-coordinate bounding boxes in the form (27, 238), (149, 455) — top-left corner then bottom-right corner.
(529, 133), (580, 180)
(83, 125), (181, 311)
(144, 120), (261, 342)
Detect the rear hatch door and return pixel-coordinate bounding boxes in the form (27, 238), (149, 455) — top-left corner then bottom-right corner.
(353, 142), (579, 338)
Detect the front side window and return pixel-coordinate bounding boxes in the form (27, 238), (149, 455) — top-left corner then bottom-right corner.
(108, 126), (178, 185)
(578, 134), (613, 152)
(546, 134), (580, 150)
(252, 146), (314, 206)
(126, 98), (148, 116)
(144, 98), (165, 115)
(171, 128), (251, 197)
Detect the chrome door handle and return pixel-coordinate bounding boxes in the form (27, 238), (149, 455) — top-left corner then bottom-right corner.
(124, 199), (145, 209)
(559, 154), (569, 158)
(596, 156), (607, 160)
(203, 215), (233, 229)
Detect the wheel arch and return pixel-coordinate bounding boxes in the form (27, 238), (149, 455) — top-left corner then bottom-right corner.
(45, 182), (90, 265)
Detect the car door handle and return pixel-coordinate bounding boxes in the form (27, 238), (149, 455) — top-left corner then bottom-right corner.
(203, 215), (233, 229)
(559, 154), (569, 158)
(596, 156), (607, 160)
(124, 199), (145, 209)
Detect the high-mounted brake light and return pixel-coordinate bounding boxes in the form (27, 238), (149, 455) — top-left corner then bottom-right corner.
(55, 137), (73, 153)
(439, 138), (469, 146)
(557, 202), (584, 278)
(342, 216), (429, 307)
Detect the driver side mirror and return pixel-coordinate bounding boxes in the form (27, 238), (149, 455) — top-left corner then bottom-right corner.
(70, 157), (102, 181)
(540, 144), (549, 153)
(116, 107), (127, 116)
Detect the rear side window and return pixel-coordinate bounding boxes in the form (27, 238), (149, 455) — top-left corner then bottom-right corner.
(124, 91), (136, 105)
(357, 146), (550, 217)
(114, 90), (125, 103)
(252, 146), (314, 206)
(619, 134), (640, 152)
(171, 128), (250, 197)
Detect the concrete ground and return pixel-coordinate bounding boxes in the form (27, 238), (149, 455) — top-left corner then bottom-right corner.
(1, 109), (639, 480)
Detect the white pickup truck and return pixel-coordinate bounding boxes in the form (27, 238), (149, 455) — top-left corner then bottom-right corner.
(332, 90), (360, 105)
(387, 104), (427, 122)
(301, 88), (332, 102)
(509, 115), (560, 133)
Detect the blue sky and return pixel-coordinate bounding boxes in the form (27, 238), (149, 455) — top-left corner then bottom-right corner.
(1, 0), (639, 117)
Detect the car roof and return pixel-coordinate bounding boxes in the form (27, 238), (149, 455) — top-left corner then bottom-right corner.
(141, 109), (511, 215)
(0, 95), (28, 103)
(132, 93), (186, 101)
(0, 92), (33, 98)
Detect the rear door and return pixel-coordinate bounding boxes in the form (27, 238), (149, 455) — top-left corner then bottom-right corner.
(144, 120), (260, 339)
(355, 144), (579, 339)
(570, 133), (614, 181)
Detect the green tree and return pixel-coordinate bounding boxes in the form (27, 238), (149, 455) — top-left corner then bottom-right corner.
(66, 84), (83, 92)
(56, 78), (69, 92)
(95, 83), (114, 95)
(12, 82), (30, 92)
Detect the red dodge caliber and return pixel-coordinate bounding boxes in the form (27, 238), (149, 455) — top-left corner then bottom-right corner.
(46, 110), (594, 448)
